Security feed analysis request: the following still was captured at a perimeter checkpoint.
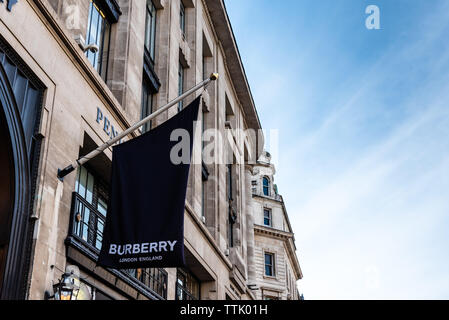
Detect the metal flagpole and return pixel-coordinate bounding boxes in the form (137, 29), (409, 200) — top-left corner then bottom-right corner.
(57, 73), (219, 180)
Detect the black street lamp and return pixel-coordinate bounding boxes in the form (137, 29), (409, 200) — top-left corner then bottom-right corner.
(52, 271), (80, 300)
(45, 266), (85, 300)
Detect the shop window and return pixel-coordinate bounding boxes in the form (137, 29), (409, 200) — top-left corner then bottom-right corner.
(175, 268), (200, 300)
(73, 165), (108, 250)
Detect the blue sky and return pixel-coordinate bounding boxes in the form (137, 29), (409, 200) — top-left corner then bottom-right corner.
(225, 0), (449, 299)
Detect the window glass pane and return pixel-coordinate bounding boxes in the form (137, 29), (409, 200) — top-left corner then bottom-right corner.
(264, 209), (271, 226)
(180, 2), (185, 34)
(146, 92), (153, 120)
(74, 200), (81, 236)
(95, 235), (103, 250)
(265, 265), (272, 276)
(201, 181), (206, 217)
(78, 167), (87, 199)
(263, 177), (270, 196)
(99, 20), (110, 79)
(176, 270), (199, 300)
(82, 208), (90, 242)
(86, 1), (110, 80)
(145, 11), (151, 50)
(86, 3), (100, 67)
(141, 82), (153, 133)
(75, 165), (80, 193)
(178, 62), (184, 111)
(86, 172), (94, 204)
(141, 82), (148, 119)
(150, 6), (156, 59)
(265, 253), (272, 265)
(97, 197), (107, 216)
(265, 253), (274, 276)
(145, 0), (157, 61)
(95, 218), (104, 250)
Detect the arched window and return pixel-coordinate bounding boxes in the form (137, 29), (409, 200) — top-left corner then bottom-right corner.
(263, 176), (270, 196)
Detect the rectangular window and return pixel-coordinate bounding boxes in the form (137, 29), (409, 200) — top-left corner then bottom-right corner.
(74, 166), (106, 247)
(227, 164), (235, 247)
(201, 115), (208, 219)
(144, 0), (157, 64)
(265, 253), (275, 277)
(123, 268), (168, 299)
(141, 80), (154, 133)
(227, 164), (233, 201)
(264, 208), (272, 227)
(175, 269), (199, 300)
(180, 1), (186, 37)
(201, 165), (208, 220)
(263, 177), (270, 196)
(201, 180), (206, 219)
(178, 61), (184, 111)
(86, 0), (111, 80)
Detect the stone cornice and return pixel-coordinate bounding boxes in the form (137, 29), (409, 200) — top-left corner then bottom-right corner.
(254, 224), (293, 240)
(204, 0), (263, 156)
(254, 224), (303, 279)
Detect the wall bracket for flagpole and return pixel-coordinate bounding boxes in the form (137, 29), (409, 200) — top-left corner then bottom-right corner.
(57, 73), (219, 181)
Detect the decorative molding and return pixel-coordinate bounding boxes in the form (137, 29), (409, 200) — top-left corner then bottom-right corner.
(0, 62), (30, 299)
(254, 224), (293, 241)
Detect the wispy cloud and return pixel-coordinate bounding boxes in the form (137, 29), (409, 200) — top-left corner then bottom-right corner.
(226, 0), (449, 299)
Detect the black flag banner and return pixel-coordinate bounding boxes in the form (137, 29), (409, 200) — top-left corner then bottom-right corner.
(97, 96), (201, 269)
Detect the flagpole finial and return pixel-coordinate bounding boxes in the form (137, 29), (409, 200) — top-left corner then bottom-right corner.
(210, 73), (219, 81)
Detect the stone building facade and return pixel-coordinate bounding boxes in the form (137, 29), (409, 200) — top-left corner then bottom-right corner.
(0, 0), (301, 300)
(249, 151), (303, 300)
